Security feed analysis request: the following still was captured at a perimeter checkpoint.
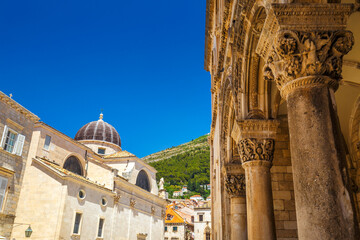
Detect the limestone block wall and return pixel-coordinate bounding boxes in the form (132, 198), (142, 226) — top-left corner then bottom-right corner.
(11, 159), (67, 240)
(0, 99), (36, 238)
(36, 126), (114, 188)
(271, 116), (298, 240)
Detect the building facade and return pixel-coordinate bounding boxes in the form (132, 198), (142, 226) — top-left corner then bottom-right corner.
(10, 114), (167, 240)
(0, 92), (39, 239)
(205, 0), (360, 239)
(164, 204), (194, 240)
(194, 202), (211, 240)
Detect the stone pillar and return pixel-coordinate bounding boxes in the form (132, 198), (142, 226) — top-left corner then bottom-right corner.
(237, 120), (278, 240)
(265, 29), (359, 239)
(225, 172), (247, 240)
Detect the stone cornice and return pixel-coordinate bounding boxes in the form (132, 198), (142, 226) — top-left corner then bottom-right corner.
(0, 91), (40, 123)
(236, 119), (279, 140)
(257, 3), (354, 60)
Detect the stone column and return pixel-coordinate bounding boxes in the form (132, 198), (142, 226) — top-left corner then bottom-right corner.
(265, 28), (359, 239)
(237, 120), (278, 240)
(225, 172), (247, 240)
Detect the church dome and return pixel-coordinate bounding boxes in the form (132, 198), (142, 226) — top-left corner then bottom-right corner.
(74, 113), (121, 147)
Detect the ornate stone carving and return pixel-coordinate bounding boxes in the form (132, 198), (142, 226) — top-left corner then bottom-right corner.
(225, 174), (246, 197)
(130, 198), (136, 208)
(265, 30), (354, 98)
(151, 206), (155, 215)
(113, 194), (121, 204)
(238, 138), (275, 163)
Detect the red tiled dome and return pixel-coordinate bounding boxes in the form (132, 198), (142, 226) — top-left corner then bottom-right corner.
(74, 114), (121, 147)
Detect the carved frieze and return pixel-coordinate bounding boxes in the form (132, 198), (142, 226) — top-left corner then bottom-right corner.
(225, 173), (246, 197)
(238, 138), (275, 163)
(265, 30), (354, 98)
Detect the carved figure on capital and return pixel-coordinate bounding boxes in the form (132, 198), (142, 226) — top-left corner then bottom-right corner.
(225, 174), (246, 197)
(238, 138), (275, 163)
(264, 30), (354, 95)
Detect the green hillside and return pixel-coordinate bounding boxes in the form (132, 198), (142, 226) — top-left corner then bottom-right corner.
(142, 134), (210, 198)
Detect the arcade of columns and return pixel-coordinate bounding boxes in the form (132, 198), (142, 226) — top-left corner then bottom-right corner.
(205, 0), (360, 239)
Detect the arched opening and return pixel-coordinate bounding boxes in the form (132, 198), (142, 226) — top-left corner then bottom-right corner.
(204, 225), (211, 240)
(136, 170), (150, 192)
(63, 156), (83, 176)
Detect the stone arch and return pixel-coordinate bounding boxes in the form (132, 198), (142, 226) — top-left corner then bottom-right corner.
(204, 225), (211, 240)
(63, 155), (84, 176)
(136, 169), (151, 192)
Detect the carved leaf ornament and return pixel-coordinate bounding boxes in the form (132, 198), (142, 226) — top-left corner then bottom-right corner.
(265, 30), (354, 90)
(225, 174), (246, 197)
(238, 138), (275, 163)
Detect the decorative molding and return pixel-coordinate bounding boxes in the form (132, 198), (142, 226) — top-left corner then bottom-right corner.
(0, 91), (40, 122)
(151, 206), (155, 215)
(225, 173), (246, 197)
(113, 194), (121, 204)
(130, 198), (136, 208)
(238, 138), (275, 163)
(237, 119), (279, 139)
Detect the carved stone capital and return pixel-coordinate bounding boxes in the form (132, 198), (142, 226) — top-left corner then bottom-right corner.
(265, 30), (354, 98)
(225, 174), (246, 197)
(238, 138), (275, 164)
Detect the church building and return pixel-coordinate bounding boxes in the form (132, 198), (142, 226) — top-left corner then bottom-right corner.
(8, 112), (167, 239)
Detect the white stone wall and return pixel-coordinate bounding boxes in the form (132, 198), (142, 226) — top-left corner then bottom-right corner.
(194, 208), (211, 240)
(164, 224), (186, 240)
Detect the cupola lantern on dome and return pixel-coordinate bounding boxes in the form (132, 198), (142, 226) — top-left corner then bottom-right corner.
(74, 113), (121, 148)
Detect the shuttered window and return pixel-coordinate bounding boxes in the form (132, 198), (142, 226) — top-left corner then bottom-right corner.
(0, 125), (25, 156)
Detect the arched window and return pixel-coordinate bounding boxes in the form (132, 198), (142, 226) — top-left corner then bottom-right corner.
(136, 170), (150, 192)
(63, 156), (83, 176)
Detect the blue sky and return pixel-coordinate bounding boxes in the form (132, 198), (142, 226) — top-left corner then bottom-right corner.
(0, 0), (211, 157)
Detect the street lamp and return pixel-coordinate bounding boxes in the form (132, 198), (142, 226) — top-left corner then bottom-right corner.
(25, 226), (33, 238)
(13, 223), (33, 238)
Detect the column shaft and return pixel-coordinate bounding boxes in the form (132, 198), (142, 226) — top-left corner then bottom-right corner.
(230, 197), (247, 240)
(286, 85), (358, 239)
(243, 161), (276, 240)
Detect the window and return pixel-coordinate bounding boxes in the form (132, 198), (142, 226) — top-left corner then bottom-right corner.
(44, 135), (51, 150)
(73, 212), (82, 234)
(164, 226), (168, 232)
(97, 218), (105, 237)
(98, 147), (105, 155)
(64, 156), (83, 176)
(101, 197), (107, 206)
(173, 226), (178, 232)
(199, 214), (203, 222)
(78, 189), (86, 200)
(136, 170), (150, 192)
(0, 126), (25, 156)
(0, 176), (8, 211)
